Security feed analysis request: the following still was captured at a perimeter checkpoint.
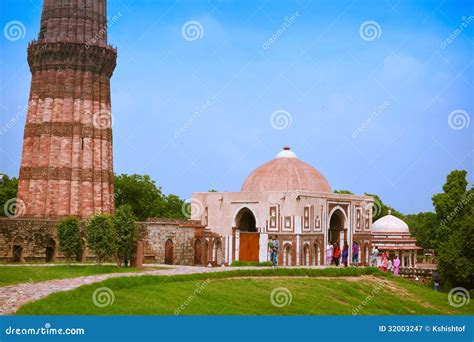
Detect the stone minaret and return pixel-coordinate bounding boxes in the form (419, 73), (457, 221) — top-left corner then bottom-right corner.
(17, 0), (117, 218)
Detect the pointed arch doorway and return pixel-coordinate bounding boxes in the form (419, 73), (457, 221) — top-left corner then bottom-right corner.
(235, 207), (259, 262)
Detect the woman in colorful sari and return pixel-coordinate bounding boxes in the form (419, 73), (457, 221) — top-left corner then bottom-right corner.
(333, 242), (341, 266)
(393, 255), (400, 275)
(341, 242), (349, 267)
(326, 243), (333, 265)
(381, 252), (388, 272)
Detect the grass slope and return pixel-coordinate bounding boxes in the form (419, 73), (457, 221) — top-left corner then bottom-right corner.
(16, 268), (474, 315)
(0, 265), (146, 286)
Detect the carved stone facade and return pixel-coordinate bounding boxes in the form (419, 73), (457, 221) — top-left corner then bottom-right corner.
(17, 0), (117, 218)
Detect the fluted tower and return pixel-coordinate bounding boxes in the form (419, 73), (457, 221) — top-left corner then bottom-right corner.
(17, 0), (117, 218)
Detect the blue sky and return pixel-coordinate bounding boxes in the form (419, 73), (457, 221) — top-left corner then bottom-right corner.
(0, 0), (473, 214)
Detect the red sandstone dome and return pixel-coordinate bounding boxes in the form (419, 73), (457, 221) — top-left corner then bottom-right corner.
(241, 147), (331, 193)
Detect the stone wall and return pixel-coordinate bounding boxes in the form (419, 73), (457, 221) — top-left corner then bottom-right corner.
(0, 218), (207, 265)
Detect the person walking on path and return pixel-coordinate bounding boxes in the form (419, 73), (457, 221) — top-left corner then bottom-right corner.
(370, 245), (379, 267)
(341, 242), (349, 267)
(352, 242), (359, 266)
(333, 242), (341, 266)
(326, 243), (333, 265)
(393, 255), (400, 275)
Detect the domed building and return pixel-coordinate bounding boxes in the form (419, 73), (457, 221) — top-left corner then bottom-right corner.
(371, 210), (421, 267)
(192, 147), (375, 266)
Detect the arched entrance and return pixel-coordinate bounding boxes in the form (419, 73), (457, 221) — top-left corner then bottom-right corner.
(194, 239), (203, 265)
(235, 207), (259, 262)
(213, 239), (224, 265)
(45, 238), (56, 262)
(328, 208), (347, 246)
(312, 242), (321, 266)
(302, 244), (310, 266)
(165, 239), (174, 265)
(12, 236), (23, 262)
(283, 243), (292, 266)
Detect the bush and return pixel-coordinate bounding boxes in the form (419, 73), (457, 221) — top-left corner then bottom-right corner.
(87, 214), (117, 266)
(113, 205), (138, 267)
(56, 217), (83, 265)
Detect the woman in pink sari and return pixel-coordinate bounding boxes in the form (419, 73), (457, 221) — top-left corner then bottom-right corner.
(393, 255), (400, 275)
(381, 252), (388, 272)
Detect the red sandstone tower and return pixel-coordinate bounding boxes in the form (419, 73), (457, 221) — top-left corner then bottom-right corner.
(17, 0), (117, 218)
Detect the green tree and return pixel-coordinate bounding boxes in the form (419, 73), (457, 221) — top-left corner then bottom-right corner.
(0, 174), (18, 217)
(404, 212), (438, 249)
(87, 214), (117, 266)
(113, 205), (138, 267)
(431, 170), (473, 288)
(364, 193), (403, 221)
(57, 217), (83, 265)
(334, 190), (354, 194)
(114, 173), (185, 220)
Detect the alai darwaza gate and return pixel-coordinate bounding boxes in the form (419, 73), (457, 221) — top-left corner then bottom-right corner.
(192, 147), (375, 266)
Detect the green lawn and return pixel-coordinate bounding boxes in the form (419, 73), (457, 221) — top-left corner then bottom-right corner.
(16, 268), (474, 315)
(0, 265), (149, 286)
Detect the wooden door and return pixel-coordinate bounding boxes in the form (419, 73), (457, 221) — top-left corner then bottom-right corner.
(165, 239), (174, 265)
(239, 232), (260, 262)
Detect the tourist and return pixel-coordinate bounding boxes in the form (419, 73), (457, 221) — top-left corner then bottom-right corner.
(333, 242), (341, 266)
(342, 242), (349, 267)
(268, 238), (274, 263)
(326, 243), (333, 265)
(352, 241), (359, 266)
(381, 252), (388, 272)
(432, 271), (440, 291)
(272, 236), (279, 267)
(370, 245), (379, 267)
(393, 255), (400, 275)
(387, 258), (393, 273)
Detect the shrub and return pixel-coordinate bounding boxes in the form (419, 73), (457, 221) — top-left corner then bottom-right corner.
(113, 205), (138, 267)
(56, 217), (83, 265)
(87, 214), (117, 266)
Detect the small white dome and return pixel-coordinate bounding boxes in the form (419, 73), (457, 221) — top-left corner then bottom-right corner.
(276, 146), (297, 159)
(372, 211), (409, 233)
